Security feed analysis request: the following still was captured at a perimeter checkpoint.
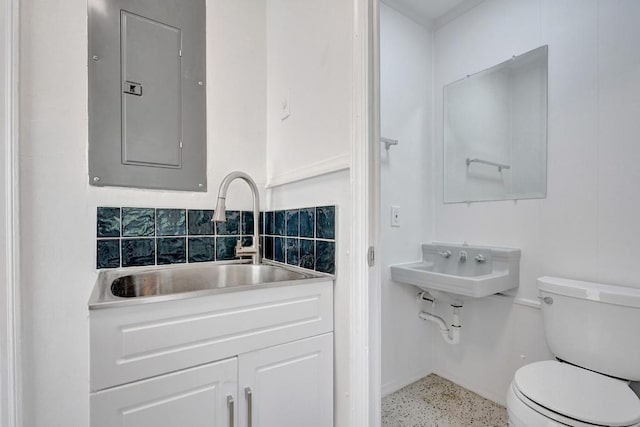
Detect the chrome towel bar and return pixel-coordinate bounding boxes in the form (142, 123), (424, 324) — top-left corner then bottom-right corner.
(381, 137), (398, 150)
(465, 157), (511, 172)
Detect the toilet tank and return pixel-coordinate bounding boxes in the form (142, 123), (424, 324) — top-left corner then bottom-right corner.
(538, 276), (640, 381)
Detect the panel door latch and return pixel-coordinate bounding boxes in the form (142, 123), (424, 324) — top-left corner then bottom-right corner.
(123, 81), (143, 96)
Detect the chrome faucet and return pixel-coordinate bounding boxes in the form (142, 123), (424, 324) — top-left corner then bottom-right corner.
(438, 250), (452, 259)
(459, 251), (467, 263)
(212, 171), (261, 264)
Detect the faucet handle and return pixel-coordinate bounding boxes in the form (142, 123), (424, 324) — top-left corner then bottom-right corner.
(438, 250), (452, 259)
(475, 254), (486, 263)
(234, 239), (243, 256)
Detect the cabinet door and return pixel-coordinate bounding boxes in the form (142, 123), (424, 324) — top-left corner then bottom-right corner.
(91, 357), (237, 427)
(238, 333), (333, 427)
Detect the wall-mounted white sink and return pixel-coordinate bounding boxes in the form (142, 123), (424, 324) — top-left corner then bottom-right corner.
(390, 242), (521, 303)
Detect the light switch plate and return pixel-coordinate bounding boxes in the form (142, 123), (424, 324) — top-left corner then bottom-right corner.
(391, 206), (400, 227)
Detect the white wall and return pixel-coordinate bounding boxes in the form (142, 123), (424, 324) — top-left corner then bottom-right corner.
(19, 0), (266, 424)
(206, 0), (268, 201)
(379, 3), (434, 396)
(267, 171), (351, 426)
(431, 0), (640, 404)
(264, 0), (355, 423)
(265, 0), (352, 185)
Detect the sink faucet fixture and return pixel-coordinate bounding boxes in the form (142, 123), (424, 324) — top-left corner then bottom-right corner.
(212, 171), (261, 264)
(459, 251), (467, 263)
(438, 250), (452, 259)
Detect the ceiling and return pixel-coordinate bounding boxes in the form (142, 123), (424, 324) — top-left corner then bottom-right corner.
(383, 0), (476, 26)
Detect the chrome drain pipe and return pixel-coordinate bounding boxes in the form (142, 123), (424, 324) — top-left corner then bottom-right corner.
(419, 303), (462, 345)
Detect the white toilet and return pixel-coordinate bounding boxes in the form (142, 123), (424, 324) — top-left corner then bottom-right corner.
(507, 276), (640, 427)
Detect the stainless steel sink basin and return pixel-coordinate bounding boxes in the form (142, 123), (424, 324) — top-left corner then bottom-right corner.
(111, 264), (309, 298)
(89, 261), (327, 309)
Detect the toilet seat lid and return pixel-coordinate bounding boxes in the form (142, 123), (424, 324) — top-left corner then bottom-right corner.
(514, 361), (640, 426)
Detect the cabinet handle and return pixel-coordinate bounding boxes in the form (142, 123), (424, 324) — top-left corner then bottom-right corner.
(227, 395), (234, 427)
(245, 387), (253, 427)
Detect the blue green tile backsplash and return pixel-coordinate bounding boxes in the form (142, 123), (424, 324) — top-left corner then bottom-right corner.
(157, 237), (186, 265)
(96, 205), (336, 275)
(96, 239), (119, 268)
(187, 210), (214, 235)
(316, 206), (336, 240)
(188, 237), (215, 263)
(156, 209), (186, 236)
(262, 206), (336, 274)
(299, 208), (314, 238)
(97, 207), (120, 237)
(122, 207), (155, 237)
(121, 238), (155, 267)
(215, 210), (240, 235)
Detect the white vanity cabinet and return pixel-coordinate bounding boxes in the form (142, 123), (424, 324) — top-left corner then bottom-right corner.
(91, 357), (238, 427)
(89, 279), (334, 427)
(239, 333), (333, 427)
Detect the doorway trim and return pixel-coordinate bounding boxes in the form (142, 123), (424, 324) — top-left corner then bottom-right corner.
(350, 0), (381, 425)
(1, 0), (22, 425)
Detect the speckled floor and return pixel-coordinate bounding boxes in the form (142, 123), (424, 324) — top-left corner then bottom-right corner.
(381, 374), (508, 427)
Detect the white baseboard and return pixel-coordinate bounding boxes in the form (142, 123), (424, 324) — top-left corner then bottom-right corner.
(381, 368), (433, 398)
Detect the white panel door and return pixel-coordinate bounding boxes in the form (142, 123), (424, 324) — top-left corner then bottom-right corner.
(238, 333), (333, 427)
(91, 357), (237, 427)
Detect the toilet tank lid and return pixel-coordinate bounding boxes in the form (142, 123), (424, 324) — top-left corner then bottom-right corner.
(538, 276), (640, 308)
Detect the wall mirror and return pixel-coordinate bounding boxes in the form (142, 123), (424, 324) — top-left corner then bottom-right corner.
(443, 45), (548, 203)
